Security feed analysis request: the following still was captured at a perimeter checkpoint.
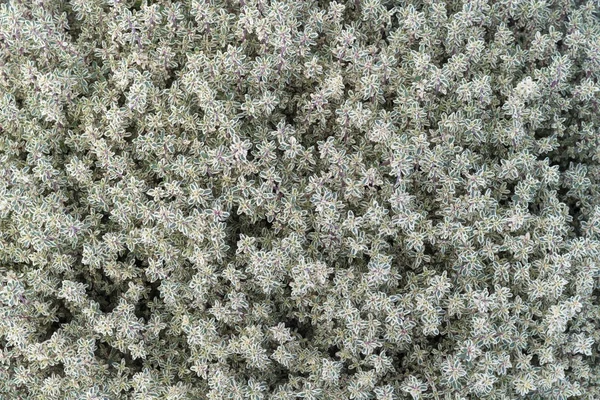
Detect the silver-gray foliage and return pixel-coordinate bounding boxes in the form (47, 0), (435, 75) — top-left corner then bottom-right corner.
(0, 0), (599, 399)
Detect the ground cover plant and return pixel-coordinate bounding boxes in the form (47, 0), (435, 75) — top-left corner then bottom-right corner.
(0, 0), (599, 399)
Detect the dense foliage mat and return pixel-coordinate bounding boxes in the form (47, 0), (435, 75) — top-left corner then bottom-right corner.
(1, 0), (600, 399)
